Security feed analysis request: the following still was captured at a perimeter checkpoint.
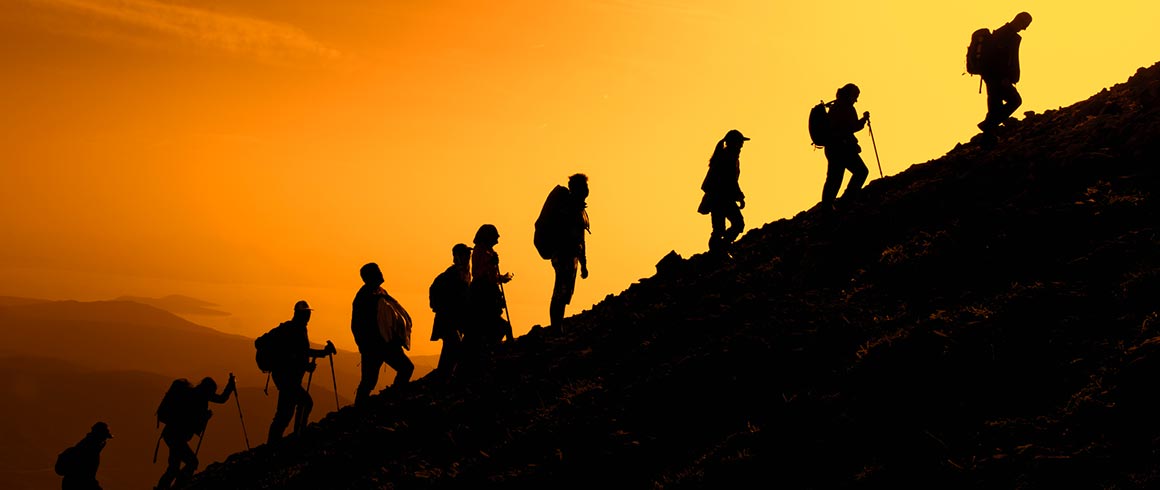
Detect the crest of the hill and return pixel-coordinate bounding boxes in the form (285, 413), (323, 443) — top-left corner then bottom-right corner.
(186, 62), (1160, 490)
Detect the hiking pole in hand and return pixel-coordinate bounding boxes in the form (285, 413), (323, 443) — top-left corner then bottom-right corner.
(326, 341), (339, 411)
(195, 429), (205, 457)
(230, 373), (250, 450)
(498, 276), (514, 342)
(867, 116), (883, 178)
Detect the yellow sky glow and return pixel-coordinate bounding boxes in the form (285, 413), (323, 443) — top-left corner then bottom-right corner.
(2, 0), (1158, 356)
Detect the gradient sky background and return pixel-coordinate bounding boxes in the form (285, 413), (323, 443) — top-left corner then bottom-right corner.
(2, 0), (1158, 357)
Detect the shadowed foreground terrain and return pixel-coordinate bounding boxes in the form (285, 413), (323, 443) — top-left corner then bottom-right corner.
(187, 62), (1160, 489)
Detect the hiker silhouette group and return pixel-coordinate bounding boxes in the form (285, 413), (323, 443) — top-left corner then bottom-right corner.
(56, 12), (1031, 489)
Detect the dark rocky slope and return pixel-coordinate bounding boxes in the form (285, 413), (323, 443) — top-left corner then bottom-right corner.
(187, 61), (1160, 489)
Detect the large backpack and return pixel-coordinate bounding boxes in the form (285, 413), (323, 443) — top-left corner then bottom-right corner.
(255, 323), (294, 373)
(54, 445), (78, 476)
(533, 185), (571, 260)
(156, 378), (211, 433)
(966, 27), (993, 77)
(808, 100), (833, 148)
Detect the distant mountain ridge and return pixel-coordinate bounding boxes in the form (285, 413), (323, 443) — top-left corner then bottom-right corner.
(0, 298), (437, 489)
(114, 294), (232, 317)
(185, 61), (1160, 489)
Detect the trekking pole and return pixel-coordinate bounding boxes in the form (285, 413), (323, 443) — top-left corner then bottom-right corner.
(230, 373), (250, 450)
(328, 351), (339, 411)
(498, 279), (513, 341)
(305, 360), (315, 392)
(152, 433), (163, 464)
(867, 118), (883, 178)
(195, 429), (205, 457)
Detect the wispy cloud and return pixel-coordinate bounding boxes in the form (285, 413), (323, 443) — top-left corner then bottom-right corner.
(27, 0), (340, 60)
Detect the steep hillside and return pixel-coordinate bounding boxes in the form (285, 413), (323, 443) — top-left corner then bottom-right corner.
(187, 62), (1160, 489)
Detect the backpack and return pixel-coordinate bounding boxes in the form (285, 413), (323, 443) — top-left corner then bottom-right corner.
(808, 100), (832, 148)
(966, 27), (995, 77)
(377, 296), (413, 351)
(54, 445), (77, 476)
(533, 185), (571, 260)
(156, 378), (195, 426)
(255, 323), (293, 373)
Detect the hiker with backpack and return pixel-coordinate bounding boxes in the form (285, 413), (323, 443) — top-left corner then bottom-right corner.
(818, 83), (870, 212)
(263, 300), (336, 443)
(428, 243), (473, 379)
(467, 224), (515, 346)
(698, 129), (749, 256)
(56, 422), (112, 490)
(352, 262), (415, 405)
(154, 375), (235, 489)
(534, 173), (590, 330)
(974, 12), (1033, 135)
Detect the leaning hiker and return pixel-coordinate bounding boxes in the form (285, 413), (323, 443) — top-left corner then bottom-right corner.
(978, 12), (1032, 134)
(820, 83), (870, 211)
(154, 375), (234, 489)
(698, 130), (749, 256)
(264, 301), (335, 443)
(56, 421), (112, 490)
(428, 243), (473, 379)
(352, 263), (415, 405)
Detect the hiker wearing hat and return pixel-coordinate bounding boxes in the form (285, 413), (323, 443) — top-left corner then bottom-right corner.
(55, 422), (112, 490)
(820, 83), (870, 211)
(154, 376), (235, 489)
(428, 243), (473, 379)
(266, 300), (335, 443)
(468, 224), (514, 346)
(698, 129), (749, 256)
(351, 263), (415, 405)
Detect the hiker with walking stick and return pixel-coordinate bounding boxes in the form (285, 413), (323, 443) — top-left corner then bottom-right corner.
(818, 83), (871, 212)
(351, 263), (415, 406)
(264, 300), (336, 444)
(154, 375), (235, 489)
(468, 224), (514, 346)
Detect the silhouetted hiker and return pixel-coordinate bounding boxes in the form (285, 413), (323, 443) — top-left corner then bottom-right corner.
(154, 376), (235, 489)
(534, 173), (591, 330)
(819, 83), (870, 211)
(428, 243), (472, 379)
(467, 224), (514, 346)
(698, 129), (748, 256)
(55, 422), (112, 490)
(264, 301), (335, 443)
(976, 12), (1032, 135)
(352, 262), (415, 405)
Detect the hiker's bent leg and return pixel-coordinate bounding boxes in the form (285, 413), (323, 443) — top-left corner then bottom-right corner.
(156, 439), (182, 488)
(723, 204), (744, 243)
(355, 351), (383, 405)
(267, 377), (297, 443)
(999, 83), (1022, 121)
(821, 149), (845, 205)
(293, 389), (313, 434)
(709, 209), (728, 251)
(842, 155), (869, 200)
(385, 345), (415, 386)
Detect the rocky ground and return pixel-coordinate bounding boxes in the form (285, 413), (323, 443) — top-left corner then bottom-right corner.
(185, 61), (1160, 489)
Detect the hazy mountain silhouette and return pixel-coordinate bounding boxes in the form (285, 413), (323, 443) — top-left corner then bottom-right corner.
(0, 300), (437, 489)
(114, 294), (232, 317)
(186, 61), (1160, 489)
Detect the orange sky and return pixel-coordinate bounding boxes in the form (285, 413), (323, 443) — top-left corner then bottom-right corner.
(2, 0), (1158, 357)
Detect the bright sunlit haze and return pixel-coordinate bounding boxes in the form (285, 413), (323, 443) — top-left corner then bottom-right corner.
(2, 0), (1158, 356)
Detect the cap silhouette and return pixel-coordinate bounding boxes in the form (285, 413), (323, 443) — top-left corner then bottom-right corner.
(294, 300), (312, 311)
